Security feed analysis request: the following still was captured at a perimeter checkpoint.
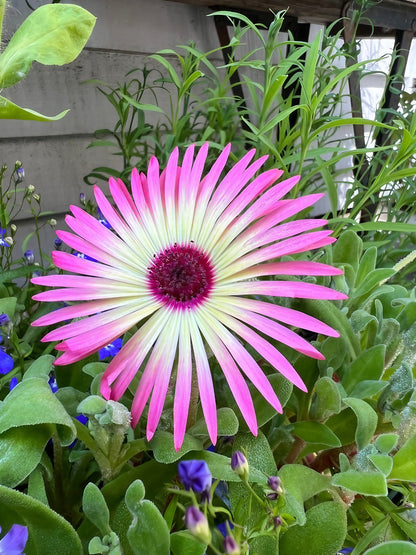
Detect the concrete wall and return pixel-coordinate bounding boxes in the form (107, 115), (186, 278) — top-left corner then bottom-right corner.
(1, 0), (219, 254)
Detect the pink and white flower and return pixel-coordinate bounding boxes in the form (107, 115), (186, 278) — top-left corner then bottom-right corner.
(32, 144), (346, 450)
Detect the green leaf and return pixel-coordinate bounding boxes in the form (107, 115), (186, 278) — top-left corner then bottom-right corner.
(368, 453), (393, 476)
(150, 430), (203, 464)
(309, 376), (341, 420)
(170, 531), (206, 555)
(343, 397), (378, 450)
(332, 230), (363, 272)
(83, 483), (111, 537)
(0, 426), (51, 487)
(0, 297), (17, 319)
(390, 434), (416, 481)
(23, 354), (54, 380)
(0, 4), (96, 88)
(292, 421), (341, 447)
(0, 263), (43, 283)
(279, 501), (346, 555)
(278, 464), (330, 504)
(0, 95), (68, 121)
(365, 541), (416, 554)
(342, 345), (386, 394)
(331, 470), (387, 496)
(0, 377), (76, 445)
(0, 485), (82, 554)
(374, 433), (398, 454)
(126, 480), (170, 555)
(350, 380), (388, 399)
(238, 373), (293, 430)
(189, 407), (239, 437)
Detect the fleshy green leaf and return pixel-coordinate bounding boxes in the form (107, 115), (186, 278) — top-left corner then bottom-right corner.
(0, 485), (82, 554)
(150, 431), (203, 464)
(390, 434), (416, 481)
(343, 397), (378, 450)
(279, 464), (330, 504)
(170, 531), (206, 555)
(331, 470), (387, 496)
(0, 377), (76, 445)
(0, 426), (51, 487)
(292, 421), (341, 447)
(189, 407), (239, 437)
(279, 501), (347, 555)
(342, 345), (385, 394)
(0, 4), (96, 88)
(365, 541), (416, 554)
(309, 376), (341, 420)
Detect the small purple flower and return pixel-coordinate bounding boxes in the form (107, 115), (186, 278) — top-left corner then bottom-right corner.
(0, 349), (13, 374)
(54, 238), (63, 249)
(231, 451), (249, 481)
(97, 208), (112, 229)
(79, 192), (86, 205)
(9, 376), (18, 390)
(185, 506), (211, 544)
(0, 230), (10, 248)
(178, 460), (212, 493)
(337, 549), (353, 554)
(76, 414), (88, 425)
(0, 314), (9, 326)
(16, 167), (25, 182)
(223, 535), (240, 555)
(99, 338), (123, 360)
(74, 252), (97, 263)
(0, 523), (28, 554)
(24, 250), (34, 264)
(48, 375), (58, 393)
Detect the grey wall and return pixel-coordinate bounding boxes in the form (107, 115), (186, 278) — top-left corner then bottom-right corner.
(1, 0), (218, 253)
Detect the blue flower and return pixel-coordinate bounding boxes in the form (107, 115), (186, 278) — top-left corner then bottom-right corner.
(0, 314), (9, 326)
(0, 523), (28, 554)
(54, 238), (63, 249)
(99, 338), (123, 360)
(97, 207), (112, 229)
(16, 167), (25, 183)
(0, 230), (10, 248)
(337, 550), (353, 554)
(48, 375), (58, 393)
(9, 377), (18, 390)
(178, 460), (212, 493)
(0, 349), (13, 374)
(74, 251), (97, 263)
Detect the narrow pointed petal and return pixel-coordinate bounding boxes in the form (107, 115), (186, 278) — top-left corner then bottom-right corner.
(174, 315), (193, 451)
(216, 280), (348, 300)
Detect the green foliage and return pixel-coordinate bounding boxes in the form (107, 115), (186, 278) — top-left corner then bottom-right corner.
(0, 3), (96, 120)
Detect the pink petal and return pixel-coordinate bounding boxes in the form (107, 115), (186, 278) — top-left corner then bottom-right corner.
(211, 307), (307, 391)
(146, 312), (181, 440)
(188, 313), (217, 445)
(174, 316), (193, 451)
(216, 279), (348, 300)
(196, 312), (257, 435)
(222, 261), (343, 282)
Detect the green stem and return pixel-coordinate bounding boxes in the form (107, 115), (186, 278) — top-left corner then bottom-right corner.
(0, 0), (6, 47)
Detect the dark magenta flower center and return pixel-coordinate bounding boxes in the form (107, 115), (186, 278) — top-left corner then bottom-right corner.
(148, 243), (214, 308)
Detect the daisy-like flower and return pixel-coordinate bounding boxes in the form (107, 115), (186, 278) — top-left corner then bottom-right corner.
(31, 144), (346, 450)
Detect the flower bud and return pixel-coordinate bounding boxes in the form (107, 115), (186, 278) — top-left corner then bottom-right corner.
(54, 238), (63, 249)
(48, 218), (57, 227)
(273, 516), (282, 529)
(32, 193), (40, 203)
(0, 313), (10, 326)
(223, 535), (240, 554)
(266, 475), (283, 499)
(231, 451), (249, 481)
(10, 224), (17, 235)
(26, 185), (35, 194)
(79, 192), (86, 205)
(4, 236), (13, 247)
(24, 250), (34, 264)
(185, 506), (211, 544)
(16, 166), (25, 182)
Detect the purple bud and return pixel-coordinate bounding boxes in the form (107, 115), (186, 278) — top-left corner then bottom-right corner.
(178, 460), (212, 493)
(0, 313), (10, 326)
(267, 476), (283, 497)
(54, 238), (63, 249)
(273, 516), (283, 529)
(16, 167), (25, 182)
(24, 250), (34, 264)
(223, 535), (240, 554)
(9, 376), (18, 390)
(231, 451), (248, 480)
(185, 506), (211, 544)
(79, 192), (86, 205)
